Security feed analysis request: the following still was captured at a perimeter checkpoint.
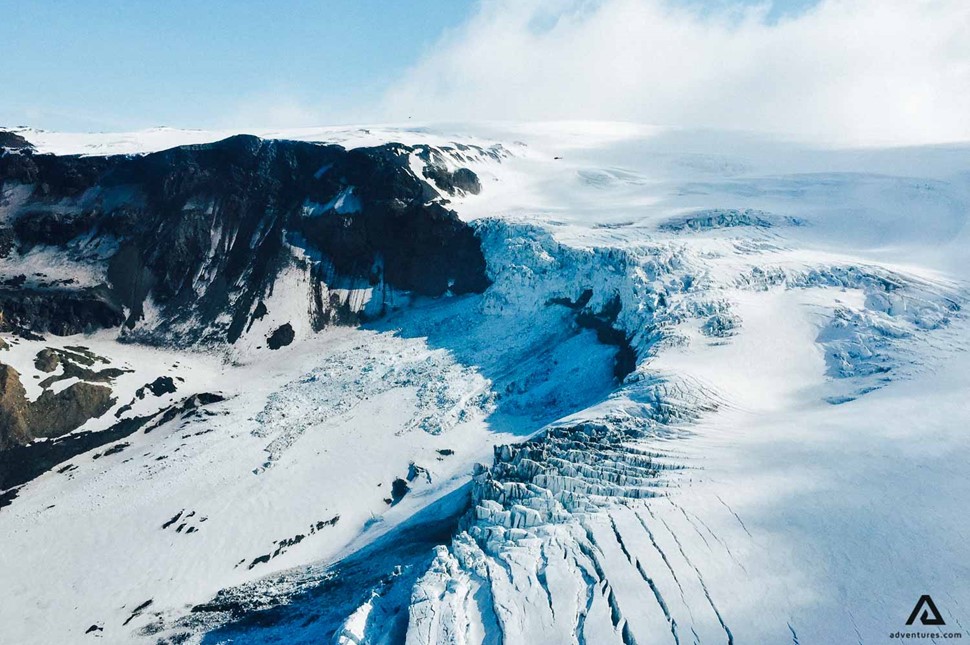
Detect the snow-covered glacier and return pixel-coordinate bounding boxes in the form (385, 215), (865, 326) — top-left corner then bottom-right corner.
(1, 123), (969, 644)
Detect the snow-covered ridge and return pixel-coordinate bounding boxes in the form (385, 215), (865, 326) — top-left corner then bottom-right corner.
(6, 124), (509, 158)
(1, 122), (970, 643)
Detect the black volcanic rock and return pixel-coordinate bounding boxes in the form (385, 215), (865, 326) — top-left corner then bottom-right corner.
(0, 131), (33, 151)
(136, 376), (178, 399)
(0, 228), (14, 258)
(423, 165), (482, 196)
(0, 136), (491, 343)
(14, 210), (98, 247)
(414, 144), (484, 196)
(266, 323), (295, 350)
(0, 286), (125, 337)
(297, 145), (490, 297)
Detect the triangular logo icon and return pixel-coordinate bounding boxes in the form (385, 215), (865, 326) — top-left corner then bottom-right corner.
(906, 595), (945, 626)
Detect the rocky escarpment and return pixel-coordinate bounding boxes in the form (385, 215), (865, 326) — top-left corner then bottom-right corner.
(0, 362), (114, 451)
(0, 134), (490, 344)
(0, 343), (129, 454)
(0, 286), (124, 336)
(0, 365), (30, 449)
(0, 131), (33, 151)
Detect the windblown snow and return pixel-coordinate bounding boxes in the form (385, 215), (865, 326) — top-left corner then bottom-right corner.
(2, 122), (969, 644)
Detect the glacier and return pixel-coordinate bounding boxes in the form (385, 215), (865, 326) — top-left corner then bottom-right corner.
(0, 122), (969, 643)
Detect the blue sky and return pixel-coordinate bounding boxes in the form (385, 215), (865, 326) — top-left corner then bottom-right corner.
(0, 0), (473, 130)
(0, 0), (823, 132)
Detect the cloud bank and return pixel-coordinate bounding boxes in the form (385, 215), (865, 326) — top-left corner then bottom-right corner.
(383, 0), (970, 145)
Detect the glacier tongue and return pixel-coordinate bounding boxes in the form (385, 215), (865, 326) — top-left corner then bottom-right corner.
(178, 206), (965, 643)
(335, 127), (970, 645)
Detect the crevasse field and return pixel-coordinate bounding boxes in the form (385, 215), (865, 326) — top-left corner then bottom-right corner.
(2, 122), (969, 643)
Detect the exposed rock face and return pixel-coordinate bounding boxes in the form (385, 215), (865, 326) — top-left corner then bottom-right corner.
(0, 228), (14, 258)
(136, 376), (177, 399)
(415, 144), (487, 196)
(33, 349), (59, 373)
(0, 287), (125, 337)
(0, 363), (115, 448)
(27, 382), (115, 439)
(0, 365), (30, 450)
(0, 130), (33, 151)
(266, 323), (295, 350)
(422, 165), (482, 196)
(0, 136), (490, 343)
(37, 359), (127, 389)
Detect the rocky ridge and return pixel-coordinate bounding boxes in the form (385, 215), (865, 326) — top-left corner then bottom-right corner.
(0, 133), (492, 346)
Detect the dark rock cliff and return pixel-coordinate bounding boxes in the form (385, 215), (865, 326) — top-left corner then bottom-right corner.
(0, 135), (490, 343)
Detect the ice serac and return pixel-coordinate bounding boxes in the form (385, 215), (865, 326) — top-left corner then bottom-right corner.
(0, 134), (490, 345)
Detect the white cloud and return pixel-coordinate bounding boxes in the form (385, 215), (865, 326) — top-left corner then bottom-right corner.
(383, 0), (970, 145)
(221, 94), (328, 130)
